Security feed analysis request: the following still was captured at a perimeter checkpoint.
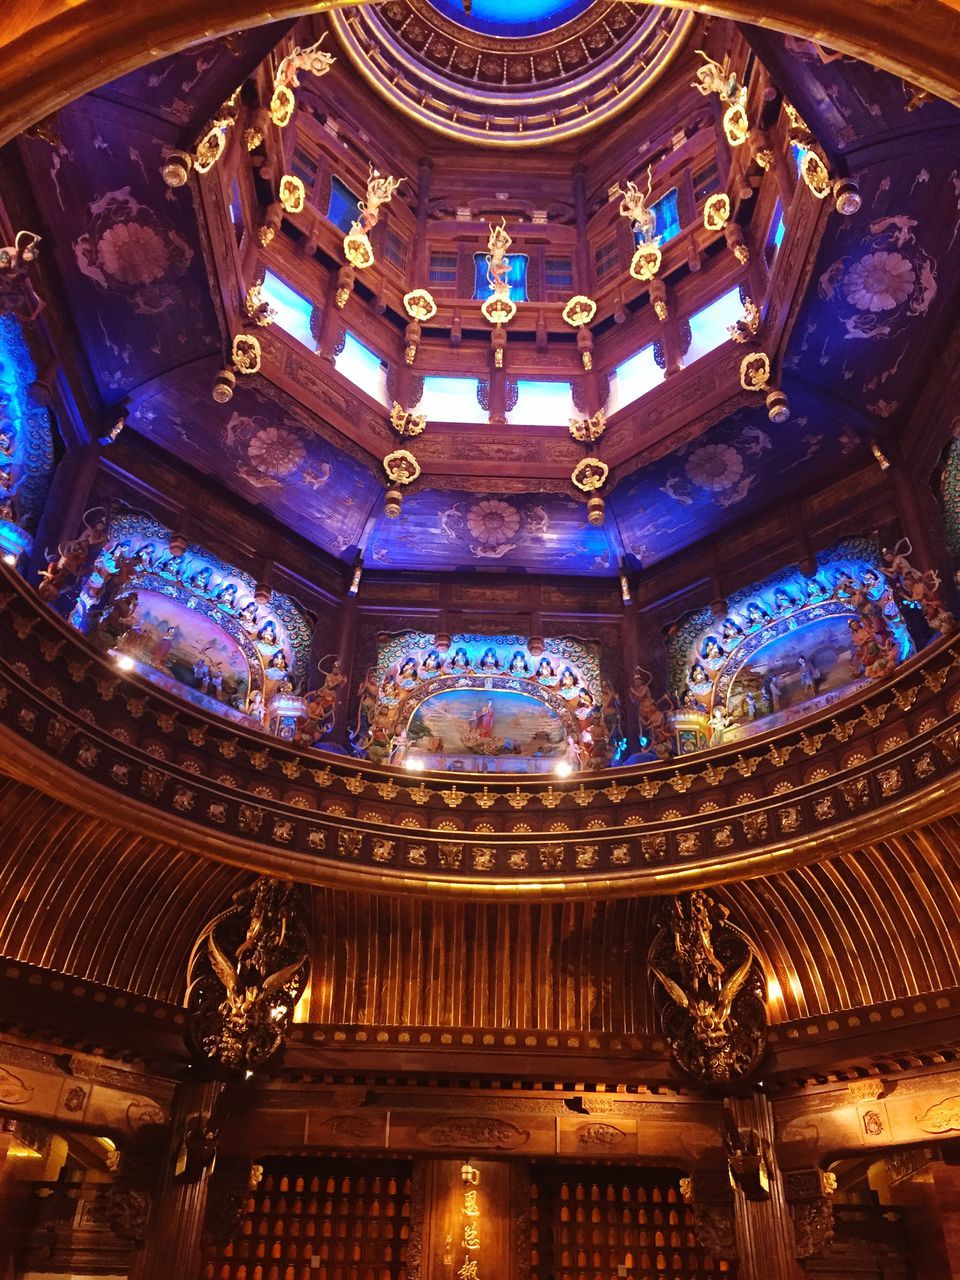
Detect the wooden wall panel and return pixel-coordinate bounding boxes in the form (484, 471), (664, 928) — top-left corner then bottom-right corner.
(0, 778), (246, 1003)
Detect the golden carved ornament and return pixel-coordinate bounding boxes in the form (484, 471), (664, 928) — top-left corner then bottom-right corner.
(728, 297), (760, 344)
(383, 449), (420, 487)
(403, 289), (438, 322)
(389, 403), (427, 438)
(569, 410), (606, 444)
(703, 193), (731, 232)
(629, 242), (662, 282)
(799, 148), (833, 199)
(571, 457), (608, 493)
(561, 295), (597, 328)
(271, 37), (335, 128)
(231, 333), (261, 375)
(692, 52), (750, 147)
(244, 282), (275, 327)
(480, 294), (517, 325)
(184, 877), (309, 1074)
(648, 890), (766, 1084)
(279, 174), (305, 214)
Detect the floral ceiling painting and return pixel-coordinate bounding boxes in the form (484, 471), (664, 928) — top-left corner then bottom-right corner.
(609, 388), (869, 569)
(130, 376), (381, 561)
(365, 489), (617, 574)
(18, 105), (221, 397)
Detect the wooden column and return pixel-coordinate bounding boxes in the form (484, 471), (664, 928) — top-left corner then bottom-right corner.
(129, 1079), (223, 1280)
(27, 442), (100, 584)
(330, 591), (359, 746)
(412, 158), (432, 284)
(727, 1093), (802, 1280)
(620, 594), (642, 748)
(889, 455), (958, 610)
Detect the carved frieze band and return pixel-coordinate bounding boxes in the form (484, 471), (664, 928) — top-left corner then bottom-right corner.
(2, 572), (960, 887)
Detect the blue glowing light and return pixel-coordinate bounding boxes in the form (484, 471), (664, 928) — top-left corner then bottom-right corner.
(684, 286), (745, 365)
(473, 253), (529, 303)
(415, 376), (487, 425)
(335, 332), (390, 406)
(261, 271), (315, 349)
(427, 0), (593, 37)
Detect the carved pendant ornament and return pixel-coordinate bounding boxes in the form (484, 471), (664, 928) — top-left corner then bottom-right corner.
(185, 876), (310, 1074)
(648, 890), (766, 1084)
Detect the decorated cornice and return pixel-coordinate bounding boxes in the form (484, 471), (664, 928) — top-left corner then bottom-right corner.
(326, 2), (695, 146)
(3, 563), (960, 897)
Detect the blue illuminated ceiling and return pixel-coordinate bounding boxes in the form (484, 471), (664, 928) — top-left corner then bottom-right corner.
(426, 0), (593, 37)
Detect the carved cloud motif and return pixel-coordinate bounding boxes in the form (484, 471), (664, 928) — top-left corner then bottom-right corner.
(0, 1066), (34, 1105)
(917, 1095), (960, 1134)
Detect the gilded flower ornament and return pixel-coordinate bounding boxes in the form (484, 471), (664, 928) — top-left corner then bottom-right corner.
(248, 427), (306, 479)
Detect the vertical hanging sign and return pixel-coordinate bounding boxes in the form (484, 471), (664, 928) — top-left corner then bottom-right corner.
(458, 1162), (480, 1280)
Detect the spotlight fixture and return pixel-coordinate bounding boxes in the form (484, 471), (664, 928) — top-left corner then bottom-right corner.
(554, 760), (573, 778)
(833, 177), (862, 216)
(212, 368), (236, 403)
(160, 149), (193, 187)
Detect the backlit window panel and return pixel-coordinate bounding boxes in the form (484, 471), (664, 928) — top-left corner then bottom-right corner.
(607, 344), (664, 414)
(334, 332), (389, 406)
(683, 286), (744, 365)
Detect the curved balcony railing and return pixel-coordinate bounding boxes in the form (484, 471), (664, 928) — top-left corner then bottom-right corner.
(2, 563), (960, 896)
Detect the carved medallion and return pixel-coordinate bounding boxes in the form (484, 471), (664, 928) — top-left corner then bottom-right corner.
(415, 1117), (530, 1148)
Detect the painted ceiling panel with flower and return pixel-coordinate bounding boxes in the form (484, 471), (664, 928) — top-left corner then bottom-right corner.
(608, 387), (870, 570)
(130, 374), (381, 561)
(18, 103), (222, 398)
(364, 490), (617, 574)
(784, 153), (960, 425)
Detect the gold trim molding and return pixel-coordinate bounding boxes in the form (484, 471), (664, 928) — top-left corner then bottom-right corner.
(1, 0), (959, 150)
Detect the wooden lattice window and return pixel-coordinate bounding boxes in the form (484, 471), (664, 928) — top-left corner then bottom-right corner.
(529, 1164), (735, 1280)
(204, 1157), (415, 1280)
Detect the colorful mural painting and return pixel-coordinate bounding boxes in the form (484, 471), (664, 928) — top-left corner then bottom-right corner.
(402, 687), (567, 773)
(70, 512), (313, 725)
(352, 633), (610, 771)
(665, 539), (916, 748)
(0, 316), (56, 561)
(115, 591), (252, 707)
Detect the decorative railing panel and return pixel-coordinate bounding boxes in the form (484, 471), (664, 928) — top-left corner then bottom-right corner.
(2, 565), (960, 895)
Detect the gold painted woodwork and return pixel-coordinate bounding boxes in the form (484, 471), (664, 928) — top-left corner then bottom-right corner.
(2, 771), (960, 1032)
(1, 0), (960, 153)
(3, 561), (960, 898)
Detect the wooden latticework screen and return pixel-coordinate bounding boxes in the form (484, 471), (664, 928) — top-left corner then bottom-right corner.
(529, 1164), (736, 1280)
(204, 1157), (415, 1280)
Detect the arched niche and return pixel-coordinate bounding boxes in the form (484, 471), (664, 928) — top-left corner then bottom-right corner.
(394, 679), (581, 774)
